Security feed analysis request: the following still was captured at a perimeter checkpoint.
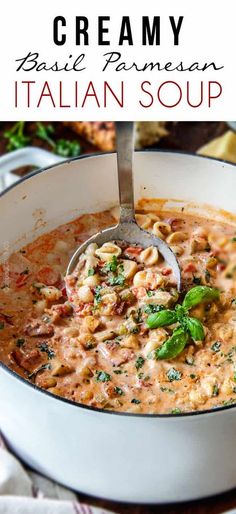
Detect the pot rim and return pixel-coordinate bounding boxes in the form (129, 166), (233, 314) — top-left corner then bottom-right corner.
(1, 148), (236, 420)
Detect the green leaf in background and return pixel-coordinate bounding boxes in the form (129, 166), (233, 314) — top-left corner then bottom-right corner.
(4, 121), (30, 151)
(152, 327), (188, 360)
(146, 309), (178, 329)
(182, 286), (219, 310)
(184, 316), (205, 341)
(55, 139), (81, 157)
(35, 122), (55, 147)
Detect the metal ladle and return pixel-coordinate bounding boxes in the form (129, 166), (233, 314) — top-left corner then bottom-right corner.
(67, 122), (181, 291)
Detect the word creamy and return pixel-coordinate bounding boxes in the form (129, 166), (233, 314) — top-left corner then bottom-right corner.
(53, 16), (184, 46)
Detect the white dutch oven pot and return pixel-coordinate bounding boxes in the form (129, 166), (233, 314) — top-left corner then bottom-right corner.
(0, 151), (236, 504)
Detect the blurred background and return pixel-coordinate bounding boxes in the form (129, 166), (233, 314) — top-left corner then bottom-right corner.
(0, 121), (236, 188)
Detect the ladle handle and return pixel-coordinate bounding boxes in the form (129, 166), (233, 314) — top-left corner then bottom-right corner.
(116, 122), (136, 224)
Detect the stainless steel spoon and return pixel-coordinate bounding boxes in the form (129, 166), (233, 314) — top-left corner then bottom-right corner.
(67, 122), (181, 291)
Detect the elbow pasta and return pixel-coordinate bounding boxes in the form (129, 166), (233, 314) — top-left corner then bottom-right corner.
(1, 205), (236, 415)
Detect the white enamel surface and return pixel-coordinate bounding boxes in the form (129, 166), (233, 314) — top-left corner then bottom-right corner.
(1, 152), (236, 503)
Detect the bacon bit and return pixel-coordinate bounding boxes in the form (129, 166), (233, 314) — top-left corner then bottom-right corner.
(74, 303), (93, 317)
(0, 313), (14, 325)
(36, 266), (60, 286)
(125, 246), (142, 257)
(24, 321), (54, 337)
(183, 262), (197, 273)
(51, 303), (72, 318)
(10, 348), (43, 372)
(161, 267), (172, 276)
(115, 301), (126, 315)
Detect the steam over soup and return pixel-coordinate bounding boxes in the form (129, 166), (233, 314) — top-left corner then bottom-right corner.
(1, 206), (236, 414)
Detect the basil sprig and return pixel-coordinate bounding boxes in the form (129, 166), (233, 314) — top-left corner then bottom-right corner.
(182, 286), (219, 310)
(146, 286), (219, 360)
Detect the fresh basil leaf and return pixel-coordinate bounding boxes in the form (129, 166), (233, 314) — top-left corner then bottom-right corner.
(182, 286), (219, 310)
(146, 309), (178, 329)
(185, 316), (205, 341)
(154, 327), (188, 360)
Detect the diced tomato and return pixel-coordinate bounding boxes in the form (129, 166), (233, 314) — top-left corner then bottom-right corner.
(36, 266), (60, 286)
(183, 263), (197, 273)
(132, 287), (147, 299)
(217, 263), (226, 272)
(15, 274), (30, 288)
(125, 246), (142, 257)
(162, 267), (172, 276)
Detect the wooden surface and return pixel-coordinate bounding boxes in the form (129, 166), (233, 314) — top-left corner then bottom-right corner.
(0, 120), (233, 514)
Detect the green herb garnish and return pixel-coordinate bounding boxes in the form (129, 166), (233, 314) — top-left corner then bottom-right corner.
(167, 368), (182, 382)
(135, 356), (145, 371)
(104, 256), (118, 273)
(88, 268), (95, 276)
(16, 338), (25, 347)
(38, 342), (55, 359)
(95, 370), (111, 382)
(146, 286), (219, 360)
(3, 121), (30, 151)
(0, 322), (4, 330)
(55, 139), (81, 157)
(212, 385), (219, 397)
(94, 286), (102, 304)
(211, 341), (221, 353)
(131, 398), (141, 404)
(114, 386), (124, 396)
(108, 274), (125, 286)
(143, 304), (165, 314)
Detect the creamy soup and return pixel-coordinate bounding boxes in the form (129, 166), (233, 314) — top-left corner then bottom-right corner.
(1, 206), (236, 414)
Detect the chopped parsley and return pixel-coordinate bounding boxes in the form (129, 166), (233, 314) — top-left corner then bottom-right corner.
(16, 338), (25, 347)
(0, 322), (4, 330)
(95, 370), (111, 382)
(135, 356), (145, 371)
(193, 276), (201, 285)
(104, 256), (118, 273)
(212, 385), (219, 397)
(167, 368), (182, 382)
(114, 386), (124, 396)
(38, 342), (55, 359)
(146, 290), (154, 297)
(113, 369), (123, 375)
(94, 286), (102, 304)
(88, 268), (95, 276)
(143, 304), (164, 314)
(211, 341), (221, 353)
(171, 408), (182, 414)
(108, 274), (125, 286)
(231, 237), (236, 242)
(190, 374), (196, 379)
(160, 386), (174, 394)
(131, 398), (141, 404)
